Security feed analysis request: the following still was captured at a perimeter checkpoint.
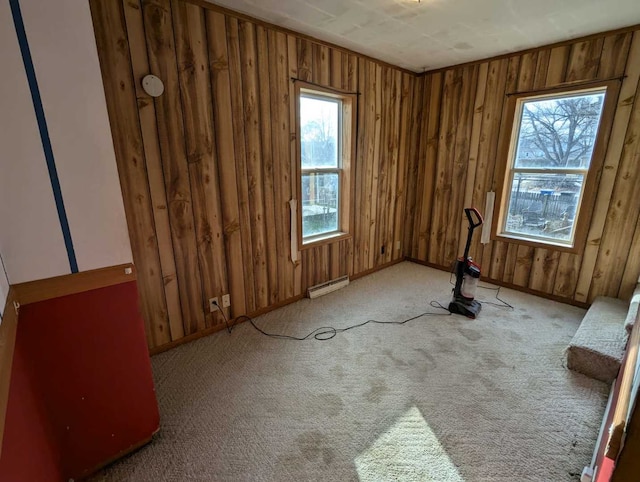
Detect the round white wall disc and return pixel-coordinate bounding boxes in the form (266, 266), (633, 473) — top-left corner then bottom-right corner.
(142, 74), (164, 97)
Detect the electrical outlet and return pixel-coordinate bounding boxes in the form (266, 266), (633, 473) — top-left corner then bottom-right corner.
(209, 297), (219, 313)
(396, 241), (401, 251)
(222, 294), (231, 308)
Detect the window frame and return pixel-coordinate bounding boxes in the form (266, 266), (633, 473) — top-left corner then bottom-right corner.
(492, 80), (620, 254)
(294, 81), (356, 249)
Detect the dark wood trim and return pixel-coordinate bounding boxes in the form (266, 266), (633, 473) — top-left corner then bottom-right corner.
(183, 0), (417, 76)
(13, 264), (137, 306)
(0, 288), (19, 458)
(420, 24), (640, 76)
(406, 257), (590, 308)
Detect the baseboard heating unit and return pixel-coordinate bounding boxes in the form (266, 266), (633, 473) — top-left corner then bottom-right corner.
(307, 275), (350, 299)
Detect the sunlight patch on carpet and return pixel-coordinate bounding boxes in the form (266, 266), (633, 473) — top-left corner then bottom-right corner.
(355, 406), (465, 482)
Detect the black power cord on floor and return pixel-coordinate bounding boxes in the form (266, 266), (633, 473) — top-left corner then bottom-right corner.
(212, 300), (451, 341)
(476, 284), (514, 309)
(448, 264), (515, 310)
(212, 268), (515, 342)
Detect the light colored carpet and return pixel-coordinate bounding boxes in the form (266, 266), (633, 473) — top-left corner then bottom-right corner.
(93, 262), (609, 482)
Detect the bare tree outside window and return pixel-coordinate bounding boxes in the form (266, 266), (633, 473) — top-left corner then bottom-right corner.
(518, 94), (604, 168)
(500, 88), (607, 246)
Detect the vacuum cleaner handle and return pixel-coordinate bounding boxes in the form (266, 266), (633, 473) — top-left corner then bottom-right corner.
(465, 208), (484, 229)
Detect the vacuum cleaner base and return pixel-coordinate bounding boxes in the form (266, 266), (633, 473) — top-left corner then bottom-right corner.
(448, 298), (482, 319)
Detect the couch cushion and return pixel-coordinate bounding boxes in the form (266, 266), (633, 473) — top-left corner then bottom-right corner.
(567, 296), (628, 383)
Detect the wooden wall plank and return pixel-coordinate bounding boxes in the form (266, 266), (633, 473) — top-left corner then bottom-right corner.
(226, 17), (257, 312)
(353, 57), (368, 274)
(589, 76), (640, 298)
(575, 32), (640, 302)
(532, 49), (551, 89)
(90, 0), (170, 348)
(445, 65), (476, 266)
(403, 76), (424, 257)
(429, 69), (458, 265)
(511, 245), (534, 287)
(313, 44), (330, 86)
(516, 51), (538, 92)
(467, 60), (498, 264)
(384, 69), (402, 264)
(371, 63), (384, 269)
(297, 38), (312, 82)
(256, 26), (278, 305)
(238, 20), (269, 309)
(565, 38), (604, 82)
(420, 73), (442, 261)
(545, 45), (570, 86)
(330, 49), (342, 90)
(268, 29), (295, 301)
(619, 213), (640, 299)
(374, 67), (390, 266)
(599, 32), (633, 80)
(489, 56), (519, 282)
(287, 35), (303, 297)
(122, 0), (184, 342)
(206, 10), (247, 316)
(529, 250), (561, 293)
(368, 62), (382, 270)
(394, 73), (413, 261)
(347, 54), (358, 92)
(172, 0), (229, 326)
(476, 59), (509, 273)
(143, 0), (206, 335)
(459, 63), (489, 257)
(553, 252), (581, 298)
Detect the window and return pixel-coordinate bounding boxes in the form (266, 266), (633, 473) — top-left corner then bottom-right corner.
(495, 83), (616, 251)
(296, 83), (355, 246)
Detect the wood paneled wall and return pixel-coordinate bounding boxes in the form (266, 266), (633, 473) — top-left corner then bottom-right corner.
(90, 0), (418, 350)
(91, 0), (640, 350)
(406, 29), (640, 304)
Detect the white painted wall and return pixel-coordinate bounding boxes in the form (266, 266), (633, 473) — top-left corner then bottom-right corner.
(0, 0), (132, 285)
(0, 0), (70, 284)
(20, 0), (132, 274)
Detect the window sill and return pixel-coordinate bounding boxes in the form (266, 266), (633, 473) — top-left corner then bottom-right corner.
(493, 233), (581, 254)
(301, 232), (351, 250)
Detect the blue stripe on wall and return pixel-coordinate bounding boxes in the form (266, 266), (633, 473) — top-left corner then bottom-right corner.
(9, 0), (78, 273)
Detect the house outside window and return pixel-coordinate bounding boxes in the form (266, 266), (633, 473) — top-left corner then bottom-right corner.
(296, 83), (355, 247)
(494, 82), (618, 251)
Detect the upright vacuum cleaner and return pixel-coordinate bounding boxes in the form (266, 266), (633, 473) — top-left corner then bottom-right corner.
(448, 208), (483, 319)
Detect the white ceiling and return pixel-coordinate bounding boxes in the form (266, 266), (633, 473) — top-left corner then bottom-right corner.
(205, 0), (640, 72)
